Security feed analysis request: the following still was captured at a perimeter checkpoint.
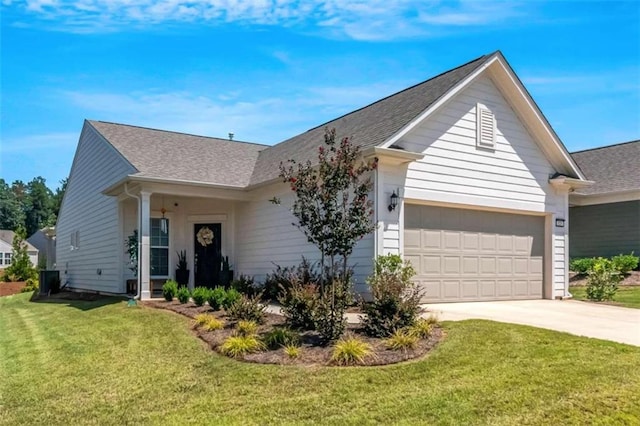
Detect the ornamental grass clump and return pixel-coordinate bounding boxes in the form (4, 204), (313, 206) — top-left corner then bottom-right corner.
(385, 330), (419, 351)
(236, 320), (259, 337)
(408, 318), (434, 339)
(220, 335), (265, 358)
(331, 335), (373, 366)
(202, 317), (224, 332)
(284, 345), (301, 359)
(263, 327), (300, 350)
(194, 313), (212, 327)
(177, 286), (190, 304)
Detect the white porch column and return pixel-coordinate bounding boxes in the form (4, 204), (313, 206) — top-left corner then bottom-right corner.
(140, 191), (152, 300)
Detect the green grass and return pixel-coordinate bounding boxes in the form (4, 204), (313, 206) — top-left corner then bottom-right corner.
(1, 292), (639, 425)
(570, 285), (640, 309)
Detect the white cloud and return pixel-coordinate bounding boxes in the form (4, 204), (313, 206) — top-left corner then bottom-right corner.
(3, 0), (526, 39)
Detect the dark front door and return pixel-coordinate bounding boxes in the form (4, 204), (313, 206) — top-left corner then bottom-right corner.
(194, 223), (222, 288)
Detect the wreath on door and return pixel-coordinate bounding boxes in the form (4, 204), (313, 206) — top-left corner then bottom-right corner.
(196, 226), (214, 247)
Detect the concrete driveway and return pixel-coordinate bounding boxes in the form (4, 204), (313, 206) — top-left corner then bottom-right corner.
(424, 300), (640, 346)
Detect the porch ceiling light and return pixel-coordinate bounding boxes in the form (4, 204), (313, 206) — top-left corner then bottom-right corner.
(388, 190), (399, 212)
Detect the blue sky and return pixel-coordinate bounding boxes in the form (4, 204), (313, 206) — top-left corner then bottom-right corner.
(1, 0), (638, 189)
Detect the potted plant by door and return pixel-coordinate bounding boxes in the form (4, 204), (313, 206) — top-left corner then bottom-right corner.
(175, 250), (190, 286)
(220, 255), (234, 288)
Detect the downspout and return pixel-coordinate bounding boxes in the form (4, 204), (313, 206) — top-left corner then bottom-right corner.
(123, 182), (142, 300)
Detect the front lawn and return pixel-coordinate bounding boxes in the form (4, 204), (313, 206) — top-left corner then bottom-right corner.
(570, 285), (640, 309)
(1, 293), (638, 425)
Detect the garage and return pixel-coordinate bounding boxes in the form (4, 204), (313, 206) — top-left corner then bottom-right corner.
(404, 204), (544, 303)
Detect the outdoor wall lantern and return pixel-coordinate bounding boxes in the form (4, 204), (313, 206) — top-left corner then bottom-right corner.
(555, 218), (565, 228)
(388, 190), (399, 212)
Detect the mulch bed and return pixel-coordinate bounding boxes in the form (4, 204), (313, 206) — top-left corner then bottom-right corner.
(146, 300), (444, 367)
(0, 281), (26, 297)
(570, 271), (640, 286)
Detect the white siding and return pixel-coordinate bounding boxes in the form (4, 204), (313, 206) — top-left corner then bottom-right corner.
(236, 182), (375, 294)
(381, 75), (570, 299)
(56, 122), (137, 293)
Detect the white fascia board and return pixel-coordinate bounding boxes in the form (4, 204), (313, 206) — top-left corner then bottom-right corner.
(570, 189), (640, 206)
(549, 176), (594, 190)
(380, 56), (499, 149)
(361, 146), (424, 165)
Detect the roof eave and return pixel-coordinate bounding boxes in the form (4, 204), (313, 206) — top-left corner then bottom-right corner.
(549, 176), (595, 191)
(102, 175), (248, 196)
(362, 146), (424, 165)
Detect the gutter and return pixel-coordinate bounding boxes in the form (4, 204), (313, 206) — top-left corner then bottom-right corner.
(548, 176), (594, 191)
(123, 182), (142, 300)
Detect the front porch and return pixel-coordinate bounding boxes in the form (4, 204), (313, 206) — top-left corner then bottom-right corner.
(109, 181), (249, 299)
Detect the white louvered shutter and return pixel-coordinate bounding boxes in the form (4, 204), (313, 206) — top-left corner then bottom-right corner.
(476, 104), (496, 149)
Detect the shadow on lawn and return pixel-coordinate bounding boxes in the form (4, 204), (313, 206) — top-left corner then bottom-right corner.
(29, 291), (126, 311)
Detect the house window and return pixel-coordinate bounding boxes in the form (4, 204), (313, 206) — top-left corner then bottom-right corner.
(4, 253), (12, 266)
(150, 218), (169, 277)
(70, 230), (80, 250)
(0, 254), (3, 266)
(476, 103), (496, 149)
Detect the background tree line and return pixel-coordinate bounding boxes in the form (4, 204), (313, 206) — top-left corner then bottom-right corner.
(0, 177), (67, 237)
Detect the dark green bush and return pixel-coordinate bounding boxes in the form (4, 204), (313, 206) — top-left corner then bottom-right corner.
(227, 293), (266, 323)
(361, 254), (423, 338)
(611, 253), (639, 274)
(191, 287), (211, 306)
(570, 257), (596, 275)
(313, 275), (353, 342)
(262, 327), (300, 350)
(222, 288), (241, 310)
(586, 257), (621, 301)
(264, 257), (321, 301)
(162, 279), (178, 302)
(177, 286), (190, 304)
(231, 275), (258, 297)
(207, 286), (226, 311)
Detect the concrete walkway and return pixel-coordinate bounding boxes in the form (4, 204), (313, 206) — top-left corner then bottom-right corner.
(424, 300), (640, 346)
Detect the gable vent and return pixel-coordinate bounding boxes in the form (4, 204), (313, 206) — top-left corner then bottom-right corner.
(476, 104), (496, 149)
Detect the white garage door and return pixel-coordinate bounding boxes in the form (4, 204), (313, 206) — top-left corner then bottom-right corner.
(404, 204), (544, 302)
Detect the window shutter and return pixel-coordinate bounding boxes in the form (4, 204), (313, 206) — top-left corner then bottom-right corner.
(476, 104), (496, 149)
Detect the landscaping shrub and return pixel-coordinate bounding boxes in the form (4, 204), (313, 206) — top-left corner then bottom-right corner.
(284, 345), (301, 359)
(162, 279), (178, 302)
(3, 228), (37, 282)
(570, 257), (595, 275)
(231, 275), (258, 297)
(194, 313), (212, 326)
(202, 317), (224, 332)
(236, 320), (259, 336)
(385, 330), (419, 351)
(407, 318), (433, 339)
(264, 257), (320, 301)
(331, 335), (373, 366)
(262, 327), (300, 350)
(313, 284), (349, 342)
(207, 287), (226, 311)
(278, 278), (318, 330)
(177, 286), (190, 304)
(220, 335), (265, 358)
(360, 254), (423, 338)
(227, 294), (266, 323)
(192, 287), (211, 306)
(586, 257), (622, 301)
(222, 288), (241, 310)
(611, 253), (639, 274)
(21, 278), (39, 293)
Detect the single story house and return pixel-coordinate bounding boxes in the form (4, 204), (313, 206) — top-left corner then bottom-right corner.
(56, 50), (592, 302)
(569, 140), (639, 258)
(0, 230), (39, 270)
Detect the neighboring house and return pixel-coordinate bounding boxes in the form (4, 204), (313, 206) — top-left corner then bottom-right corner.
(27, 227), (57, 270)
(0, 230), (39, 270)
(569, 141), (640, 258)
(57, 51), (591, 302)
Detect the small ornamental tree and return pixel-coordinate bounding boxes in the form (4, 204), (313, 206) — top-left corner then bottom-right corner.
(3, 226), (37, 282)
(277, 128), (378, 341)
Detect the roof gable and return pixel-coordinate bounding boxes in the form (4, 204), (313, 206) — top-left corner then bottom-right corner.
(89, 121), (267, 188)
(571, 140), (640, 195)
(0, 230), (38, 252)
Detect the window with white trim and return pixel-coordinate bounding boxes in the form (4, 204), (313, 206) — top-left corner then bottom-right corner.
(476, 103), (496, 149)
(4, 253), (12, 265)
(150, 218), (169, 277)
(70, 230), (80, 250)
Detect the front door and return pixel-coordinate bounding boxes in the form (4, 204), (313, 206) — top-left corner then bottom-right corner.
(194, 223), (222, 288)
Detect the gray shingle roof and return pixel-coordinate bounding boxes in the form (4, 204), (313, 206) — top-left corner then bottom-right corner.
(0, 230), (38, 252)
(248, 53), (493, 185)
(89, 121), (267, 187)
(571, 140), (640, 195)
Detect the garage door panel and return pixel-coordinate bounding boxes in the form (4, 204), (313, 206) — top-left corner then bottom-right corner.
(405, 204), (544, 303)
